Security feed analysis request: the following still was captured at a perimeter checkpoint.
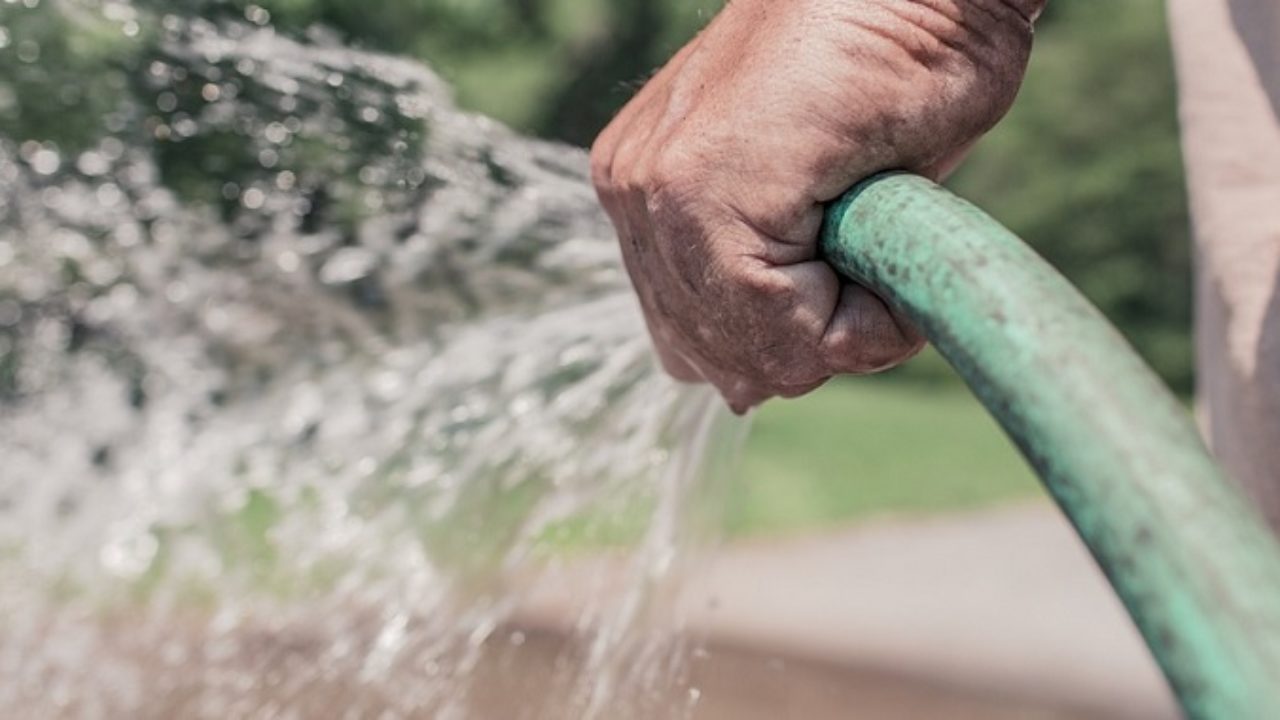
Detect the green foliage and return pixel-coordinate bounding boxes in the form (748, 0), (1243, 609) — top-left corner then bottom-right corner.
(0, 2), (141, 153)
(949, 0), (1193, 389)
(238, 0), (720, 145)
(733, 374), (1041, 535)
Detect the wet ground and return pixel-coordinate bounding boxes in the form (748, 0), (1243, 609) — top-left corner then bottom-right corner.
(4, 504), (1180, 719)
(12, 620), (1108, 719)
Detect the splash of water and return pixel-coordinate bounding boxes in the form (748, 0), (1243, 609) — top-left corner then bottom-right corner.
(0, 1), (745, 717)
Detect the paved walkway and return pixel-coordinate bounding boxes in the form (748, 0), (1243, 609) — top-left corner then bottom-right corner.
(519, 502), (1180, 719)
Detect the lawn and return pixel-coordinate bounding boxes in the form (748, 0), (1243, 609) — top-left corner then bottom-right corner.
(728, 370), (1044, 537)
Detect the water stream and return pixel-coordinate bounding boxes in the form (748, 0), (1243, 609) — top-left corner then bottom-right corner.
(0, 2), (745, 717)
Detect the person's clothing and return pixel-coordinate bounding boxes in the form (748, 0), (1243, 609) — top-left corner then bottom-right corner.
(1167, 0), (1280, 528)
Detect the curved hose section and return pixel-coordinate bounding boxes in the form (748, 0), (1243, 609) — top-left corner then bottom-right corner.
(821, 173), (1280, 719)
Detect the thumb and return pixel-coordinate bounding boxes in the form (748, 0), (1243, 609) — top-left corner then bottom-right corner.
(820, 283), (926, 375)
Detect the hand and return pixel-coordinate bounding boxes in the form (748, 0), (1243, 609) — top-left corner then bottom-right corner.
(591, 0), (1043, 412)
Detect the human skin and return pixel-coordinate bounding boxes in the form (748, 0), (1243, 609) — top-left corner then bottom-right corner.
(1169, 0), (1280, 526)
(591, 0), (1046, 412)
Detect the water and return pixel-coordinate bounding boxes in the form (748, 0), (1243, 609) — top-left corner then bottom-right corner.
(0, 2), (745, 717)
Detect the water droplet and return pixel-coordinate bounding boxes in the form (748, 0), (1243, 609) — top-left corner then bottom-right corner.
(100, 530), (159, 579)
(244, 4), (271, 26)
(276, 251), (300, 273)
(264, 122), (289, 144)
(30, 147), (61, 176)
(319, 247), (378, 285)
(16, 39), (39, 63)
(275, 170), (297, 191)
(95, 183), (123, 208)
(165, 281), (189, 304)
(114, 223), (142, 248)
(100, 137), (125, 160)
(76, 151), (109, 177)
(102, 0), (133, 22)
(172, 117), (199, 138)
(201, 83), (221, 102)
(156, 92), (178, 113)
(108, 282), (138, 310)
(241, 187), (266, 210)
(39, 186), (61, 208)
(359, 107), (381, 124)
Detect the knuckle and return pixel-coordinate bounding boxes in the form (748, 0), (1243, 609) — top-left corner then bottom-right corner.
(647, 144), (695, 190)
(643, 141), (705, 205)
(590, 136), (631, 196)
(610, 138), (650, 195)
(588, 145), (614, 191)
(734, 266), (793, 302)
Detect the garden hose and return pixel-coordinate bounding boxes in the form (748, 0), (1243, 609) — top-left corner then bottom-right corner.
(821, 173), (1280, 719)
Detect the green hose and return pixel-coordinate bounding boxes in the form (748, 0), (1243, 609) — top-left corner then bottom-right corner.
(820, 173), (1280, 719)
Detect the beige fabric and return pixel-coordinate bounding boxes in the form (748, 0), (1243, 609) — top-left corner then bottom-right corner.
(1167, 0), (1280, 528)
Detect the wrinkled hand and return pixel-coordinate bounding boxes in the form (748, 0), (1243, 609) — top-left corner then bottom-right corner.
(592, 0), (1043, 412)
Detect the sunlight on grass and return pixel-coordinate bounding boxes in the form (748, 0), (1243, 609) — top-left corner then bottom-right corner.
(728, 374), (1044, 536)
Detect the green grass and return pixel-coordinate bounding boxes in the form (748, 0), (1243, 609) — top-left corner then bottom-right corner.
(727, 371), (1045, 537)
(538, 354), (1048, 548)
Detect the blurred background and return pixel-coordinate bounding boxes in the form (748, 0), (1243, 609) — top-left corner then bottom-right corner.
(175, 0), (1192, 535)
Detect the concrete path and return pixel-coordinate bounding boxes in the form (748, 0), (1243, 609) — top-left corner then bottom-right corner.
(519, 502), (1181, 719)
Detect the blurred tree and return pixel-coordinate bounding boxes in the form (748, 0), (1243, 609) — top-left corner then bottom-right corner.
(0, 1), (137, 153)
(534, 0), (667, 147)
(949, 0), (1193, 390)
(237, 0), (718, 145)
(533, 0), (721, 146)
